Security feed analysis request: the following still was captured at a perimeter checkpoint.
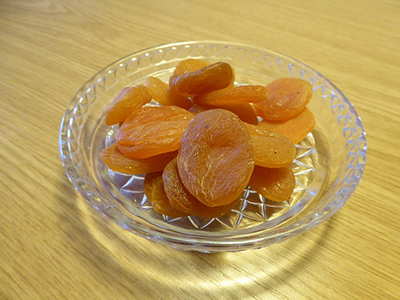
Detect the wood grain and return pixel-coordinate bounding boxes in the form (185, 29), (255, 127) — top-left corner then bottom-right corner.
(1, 0), (399, 299)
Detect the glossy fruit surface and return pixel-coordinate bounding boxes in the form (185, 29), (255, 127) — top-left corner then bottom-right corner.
(100, 144), (177, 175)
(170, 61), (234, 95)
(163, 159), (238, 218)
(245, 123), (296, 168)
(144, 172), (188, 217)
(117, 106), (193, 159)
(259, 108), (315, 144)
(177, 109), (255, 207)
(105, 85), (152, 125)
(249, 166), (295, 202)
(254, 78), (312, 121)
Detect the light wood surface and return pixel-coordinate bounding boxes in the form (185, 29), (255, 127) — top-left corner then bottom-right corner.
(1, 0), (399, 299)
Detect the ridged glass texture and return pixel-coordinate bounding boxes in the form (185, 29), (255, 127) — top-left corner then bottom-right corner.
(59, 41), (367, 252)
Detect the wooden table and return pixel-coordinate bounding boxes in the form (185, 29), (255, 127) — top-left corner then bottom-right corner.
(1, 0), (399, 299)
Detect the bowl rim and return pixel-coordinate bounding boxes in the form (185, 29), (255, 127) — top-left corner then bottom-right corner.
(59, 40), (367, 252)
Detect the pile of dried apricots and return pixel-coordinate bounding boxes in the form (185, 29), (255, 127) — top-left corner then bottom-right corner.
(100, 59), (315, 218)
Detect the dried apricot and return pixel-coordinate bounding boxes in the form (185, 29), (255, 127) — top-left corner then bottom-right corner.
(163, 158), (239, 218)
(101, 59), (316, 219)
(117, 106), (194, 159)
(173, 59), (236, 88)
(249, 166), (295, 202)
(100, 143), (177, 175)
(259, 108), (315, 144)
(172, 58), (210, 77)
(105, 85), (152, 126)
(177, 109), (255, 207)
(144, 172), (188, 218)
(254, 78), (312, 121)
(170, 62), (233, 95)
(194, 85), (267, 106)
(189, 103), (258, 125)
(144, 76), (192, 109)
(244, 123), (296, 168)
(223, 103), (258, 125)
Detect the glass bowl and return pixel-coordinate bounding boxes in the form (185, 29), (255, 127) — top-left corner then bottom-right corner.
(59, 41), (367, 252)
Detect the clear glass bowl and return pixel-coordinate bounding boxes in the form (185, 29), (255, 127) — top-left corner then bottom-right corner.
(59, 41), (367, 252)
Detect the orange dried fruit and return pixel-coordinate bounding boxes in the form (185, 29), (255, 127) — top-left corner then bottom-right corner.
(244, 123), (296, 168)
(194, 85), (267, 106)
(189, 103), (258, 125)
(105, 85), (152, 126)
(117, 106), (194, 159)
(101, 59), (316, 219)
(249, 166), (295, 202)
(172, 58), (210, 77)
(100, 143), (177, 175)
(259, 108), (315, 144)
(254, 78), (312, 121)
(222, 102), (258, 125)
(163, 158), (239, 218)
(227, 67), (236, 88)
(173, 59), (236, 88)
(177, 109), (255, 207)
(144, 76), (192, 109)
(170, 61), (234, 95)
(144, 172), (188, 218)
